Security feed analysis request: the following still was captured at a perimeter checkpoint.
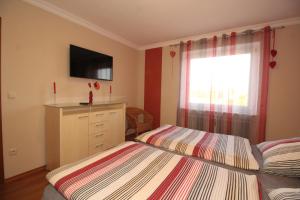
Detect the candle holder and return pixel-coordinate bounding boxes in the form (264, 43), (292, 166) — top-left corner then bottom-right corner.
(88, 82), (93, 104)
(53, 93), (57, 105)
(89, 90), (93, 105)
(53, 82), (57, 104)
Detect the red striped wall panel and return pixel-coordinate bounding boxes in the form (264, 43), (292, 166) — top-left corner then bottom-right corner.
(144, 47), (162, 128)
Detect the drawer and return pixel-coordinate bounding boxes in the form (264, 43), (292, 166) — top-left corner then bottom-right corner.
(89, 143), (110, 155)
(89, 122), (108, 133)
(90, 111), (108, 123)
(89, 131), (106, 144)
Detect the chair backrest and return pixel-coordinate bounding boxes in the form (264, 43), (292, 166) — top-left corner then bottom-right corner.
(126, 107), (154, 135)
(126, 107), (144, 116)
(126, 107), (153, 122)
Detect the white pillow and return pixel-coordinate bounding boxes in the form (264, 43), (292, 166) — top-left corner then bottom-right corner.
(257, 137), (300, 177)
(268, 188), (300, 200)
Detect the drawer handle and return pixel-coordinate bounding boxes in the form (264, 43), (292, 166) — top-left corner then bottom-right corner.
(95, 133), (104, 137)
(96, 124), (104, 127)
(95, 144), (103, 148)
(96, 113), (104, 116)
(109, 112), (117, 114)
(78, 115), (88, 119)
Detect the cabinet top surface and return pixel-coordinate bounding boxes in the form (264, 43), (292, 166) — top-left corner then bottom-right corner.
(45, 100), (125, 108)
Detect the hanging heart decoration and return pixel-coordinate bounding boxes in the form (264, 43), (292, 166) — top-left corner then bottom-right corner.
(170, 50), (176, 58)
(170, 49), (176, 77)
(269, 61), (276, 69)
(270, 49), (277, 57)
(269, 29), (277, 69)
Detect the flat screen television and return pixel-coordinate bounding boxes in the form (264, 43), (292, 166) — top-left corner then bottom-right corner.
(70, 45), (113, 81)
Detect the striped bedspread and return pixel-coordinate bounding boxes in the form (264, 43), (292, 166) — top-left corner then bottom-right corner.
(47, 142), (260, 200)
(136, 125), (259, 170)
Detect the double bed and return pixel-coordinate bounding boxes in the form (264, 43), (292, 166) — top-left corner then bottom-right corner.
(43, 125), (300, 200)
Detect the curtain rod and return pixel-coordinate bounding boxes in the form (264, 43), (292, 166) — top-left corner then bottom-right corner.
(240, 25), (284, 34)
(169, 26), (285, 47)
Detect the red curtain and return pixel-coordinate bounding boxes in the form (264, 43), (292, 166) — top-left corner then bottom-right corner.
(258, 26), (271, 143)
(183, 41), (192, 127)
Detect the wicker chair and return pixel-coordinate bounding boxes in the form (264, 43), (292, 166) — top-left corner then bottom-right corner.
(126, 107), (154, 136)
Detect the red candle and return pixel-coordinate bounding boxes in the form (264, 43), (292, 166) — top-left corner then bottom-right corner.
(109, 85), (112, 94)
(53, 82), (56, 94)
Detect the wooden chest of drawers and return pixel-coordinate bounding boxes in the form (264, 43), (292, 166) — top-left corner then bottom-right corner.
(45, 102), (125, 170)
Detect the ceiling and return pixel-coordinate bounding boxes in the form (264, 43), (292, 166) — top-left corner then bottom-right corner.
(28, 0), (300, 48)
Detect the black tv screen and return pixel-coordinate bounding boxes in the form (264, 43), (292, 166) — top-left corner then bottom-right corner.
(70, 45), (113, 81)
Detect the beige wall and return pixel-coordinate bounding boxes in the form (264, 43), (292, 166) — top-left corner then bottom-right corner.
(266, 24), (300, 140)
(160, 46), (180, 125)
(158, 24), (300, 140)
(0, 0), (140, 178)
(136, 50), (145, 109)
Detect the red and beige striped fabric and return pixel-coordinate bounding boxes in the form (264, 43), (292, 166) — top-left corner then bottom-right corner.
(268, 188), (300, 200)
(136, 125), (259, 170)
(47, 142), (260, 200)
(257, 137), (300, 177)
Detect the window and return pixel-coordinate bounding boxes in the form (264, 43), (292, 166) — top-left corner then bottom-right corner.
(190, 53), (251, 106)
(187, 51), (259, 115)
(178, 32), (269, 138)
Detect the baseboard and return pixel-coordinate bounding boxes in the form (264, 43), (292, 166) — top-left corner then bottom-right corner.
(4, 165), (47, 183)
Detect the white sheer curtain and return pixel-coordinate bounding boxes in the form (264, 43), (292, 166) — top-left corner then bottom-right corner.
(187, 43), (260, 115)
(177, 28), (271, 143)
